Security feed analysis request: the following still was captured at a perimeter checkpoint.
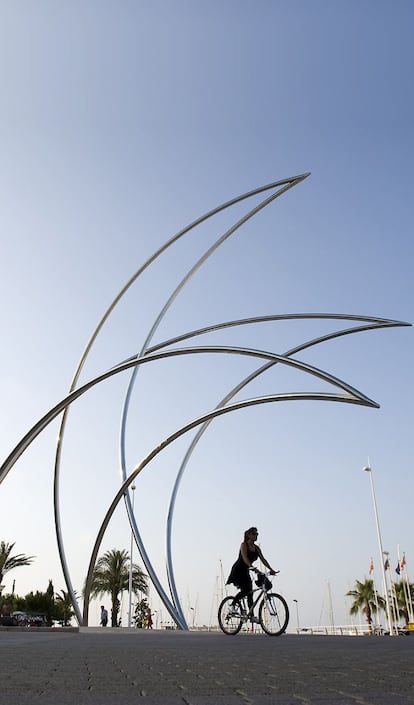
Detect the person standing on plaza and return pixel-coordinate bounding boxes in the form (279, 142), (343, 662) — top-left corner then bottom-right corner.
(100, 605), (108, 627)
(226, 527), (276, 622)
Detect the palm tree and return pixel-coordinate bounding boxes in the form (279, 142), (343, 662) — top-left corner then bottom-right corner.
(346, 578), (386, 633)
(393, 580), (414, 626)
(0, 541), (34, 588)
(88, 548), (148, 627)
(55, 589), (76, 626)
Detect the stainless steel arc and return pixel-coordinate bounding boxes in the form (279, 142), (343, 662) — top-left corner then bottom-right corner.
(0, 174), (410, 630)
(162, 314), (409, 619)
(0, 340), (390, 625)
(83, 388), (376, 626)
(0, 342), (384, 483)
(118, 175), (309, 629)
(52, 173), (309, 625)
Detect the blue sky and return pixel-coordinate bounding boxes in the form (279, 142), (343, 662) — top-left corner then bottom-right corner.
(0, 0), (413, 630)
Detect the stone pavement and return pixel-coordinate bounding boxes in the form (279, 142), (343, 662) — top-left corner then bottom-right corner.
(0, 627), (413, 705)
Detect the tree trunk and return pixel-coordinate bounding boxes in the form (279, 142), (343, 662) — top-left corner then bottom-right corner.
(111, 595), (120, 627)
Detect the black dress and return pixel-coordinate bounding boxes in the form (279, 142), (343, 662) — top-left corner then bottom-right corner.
(226, 545), (259, 593)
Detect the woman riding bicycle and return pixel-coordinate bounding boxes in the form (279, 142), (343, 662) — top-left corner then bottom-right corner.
(226, 526), (277, 622)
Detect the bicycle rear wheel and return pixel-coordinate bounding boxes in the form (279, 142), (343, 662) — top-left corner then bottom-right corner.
(218, 596), (243, 635)
(259, 593), (289, 636)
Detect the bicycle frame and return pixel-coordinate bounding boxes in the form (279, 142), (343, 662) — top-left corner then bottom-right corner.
(237, 571), (276, 619)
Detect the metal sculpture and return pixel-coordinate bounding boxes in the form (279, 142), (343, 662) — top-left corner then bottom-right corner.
(0, 173), (410, 629)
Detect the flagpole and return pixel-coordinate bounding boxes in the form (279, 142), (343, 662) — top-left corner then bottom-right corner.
(363, 465), (395, 635)
(219, 559), (225, 601)
(396, 545), (408, 626)
(400, 552), (414, 624)
(384, 552), (399, 627)
(373, 574), (380, 630)
(369, 559), (380, 630)
(327, 580), (334, 632)
(405, 562), (414, 624)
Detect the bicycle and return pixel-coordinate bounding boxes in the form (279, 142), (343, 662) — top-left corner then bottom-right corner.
(218, 569), (289, 636)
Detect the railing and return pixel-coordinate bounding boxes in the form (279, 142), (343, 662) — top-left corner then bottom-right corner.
(298, 624), (385, 636)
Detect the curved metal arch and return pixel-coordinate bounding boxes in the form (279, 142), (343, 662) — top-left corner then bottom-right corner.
(52, 173), (310, 625)
(102, 340), (379, 628)
(83, 389), (376, 625)
(1, 341), (378, 625)
(110, 313), (409, 626)
(161, 314), (410, 620)
(146, 313), (410, 354)
(118, 175), (311, 621)
(0, 160), (409, 633)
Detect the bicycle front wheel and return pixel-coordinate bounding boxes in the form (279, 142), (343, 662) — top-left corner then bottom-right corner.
(218, 596), (243, 635)
(259, 593), (289, 636)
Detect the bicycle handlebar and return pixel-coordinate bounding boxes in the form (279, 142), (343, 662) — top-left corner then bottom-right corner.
(249, 568), (280, 576)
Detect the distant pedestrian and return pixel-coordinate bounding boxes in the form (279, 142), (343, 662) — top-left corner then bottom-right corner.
(100, 605), (108, 627)
(146, 608), (153, 629)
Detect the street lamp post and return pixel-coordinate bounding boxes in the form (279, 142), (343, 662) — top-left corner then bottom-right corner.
(363, 465), (394, 635)
(127, 483), (136, 628)
(293, 599), (300, 633)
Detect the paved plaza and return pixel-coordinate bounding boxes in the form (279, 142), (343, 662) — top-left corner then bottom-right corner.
(0, 627), (413, 705)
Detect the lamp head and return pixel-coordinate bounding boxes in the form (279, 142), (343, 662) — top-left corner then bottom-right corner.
(363, 466), (371, 473)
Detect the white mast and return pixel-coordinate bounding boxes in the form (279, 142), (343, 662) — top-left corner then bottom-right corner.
(363, 464), (395, 635)
(369, 559), (380, 630)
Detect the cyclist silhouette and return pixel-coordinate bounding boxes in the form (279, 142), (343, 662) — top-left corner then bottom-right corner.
(226, 527), (276, 622)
